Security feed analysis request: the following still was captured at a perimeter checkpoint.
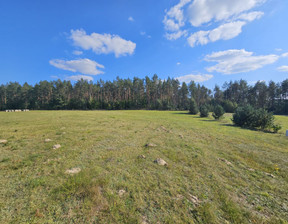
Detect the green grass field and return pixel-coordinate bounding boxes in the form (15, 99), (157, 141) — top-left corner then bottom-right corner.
(0, 110), (287, 223)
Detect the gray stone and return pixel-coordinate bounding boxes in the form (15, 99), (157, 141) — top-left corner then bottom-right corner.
(118, 189), (126, 197)
(0, 139), (8, 144)
(218, 158), (232, 166)
(145, 143), (157, 147)
(65, 167), (81, 175)
(138, 155), (146, 159)
(53, 144), (61, 149)
(154, 158), (167, 166)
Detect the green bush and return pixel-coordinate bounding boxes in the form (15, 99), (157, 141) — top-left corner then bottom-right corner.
(212, 105), (225, 120)
(251, 108), (274, 130)
(232, 105), (255, 127)
(189, 98), (199, 115)
(200, 105), (209, 117)
(232, 105), (282, 132)
(272, 124), (282, 133)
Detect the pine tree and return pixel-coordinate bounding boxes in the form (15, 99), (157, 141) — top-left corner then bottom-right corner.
(189, 98), (199, 114)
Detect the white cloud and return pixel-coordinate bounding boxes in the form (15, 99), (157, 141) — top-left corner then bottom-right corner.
(128, 16), (134, 22)
(164, 0), (266, 44)
(165, 30), (188, 40)
(73, 50), (83, 55)
(163, 0), (191, 40)
(163, 0), (191, 31)
(205, 49), (279, 74)
(187, 31), (210, 47)
(187, 0), (266, 27)
(140, 31), (152, 38)
(67, 75), (94, 82)
(188, 21), (245, 47)
(281, 52), (288, 57)
(177, 62), (181, 65)
(175, 74), (213, 83)
(235, 11), (264, 22)
(70, 29), (136, 57)
(50, 58), (104, 75)
(209, 21), (246, 41)
(277, 66), (288, 72)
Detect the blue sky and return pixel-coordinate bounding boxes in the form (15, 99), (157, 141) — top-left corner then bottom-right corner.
(0, 0), (287, 89)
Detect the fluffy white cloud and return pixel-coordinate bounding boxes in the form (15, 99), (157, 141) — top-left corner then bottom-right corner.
(205, 49), (279, 74)
(188, 21), (245, 47)
(277, 66), (288, 72)
(163, 0), (191, 40)
(73, 50), (83, 55)
(164, 0), (266, 44)
(70, 29), (136, 57)
(187, 0), (266, 27)
(282, 52), (288, 57)
(209, 21), (246, 41)
(50, 58), (104, 75)
(128, 16), (134, 22)
(175, 74), (213, 83)
(163, 0), (191, 31)
(67, 75), (94, 81)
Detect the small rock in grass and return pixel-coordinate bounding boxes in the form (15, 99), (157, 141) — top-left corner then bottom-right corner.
(218, 158), (232, 166)
(265, 172), (275, 178)
(138, 155), (146, 159)
(44, 139), (52, 142)
(0, 139), (8, 144)
(53, 144), (61, 149)
(179, 134), (184, 139)
(141, 216), (148, 224)
(248, 168), (255, 172)
(65, 167), (81, 175)
(145, 143), (157, 147)
(118, 189), (126, 197)
(154, 158), (167, 166)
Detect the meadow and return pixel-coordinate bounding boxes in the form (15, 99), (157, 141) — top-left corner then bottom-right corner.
(0, 110), (287, 223)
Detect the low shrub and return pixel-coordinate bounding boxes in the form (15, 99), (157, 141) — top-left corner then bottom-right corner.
(200, 105), (209, 117)
(212, 105), (225, 120)
(232, 105), (282, 132)
(272, 124), (282, 133)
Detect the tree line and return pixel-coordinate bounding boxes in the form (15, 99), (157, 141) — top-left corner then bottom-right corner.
(0, 75), (287, 114)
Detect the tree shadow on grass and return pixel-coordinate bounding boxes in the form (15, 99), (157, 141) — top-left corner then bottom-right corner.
(201, 119), (216, 122)
(173, 112), (206, 118)
(173, 112), (192, 116)
(219, 123), (234, 127)
(219, 123), (277, 134)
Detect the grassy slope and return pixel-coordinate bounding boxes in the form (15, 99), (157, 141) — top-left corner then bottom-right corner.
(0, 111), (287, 224)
